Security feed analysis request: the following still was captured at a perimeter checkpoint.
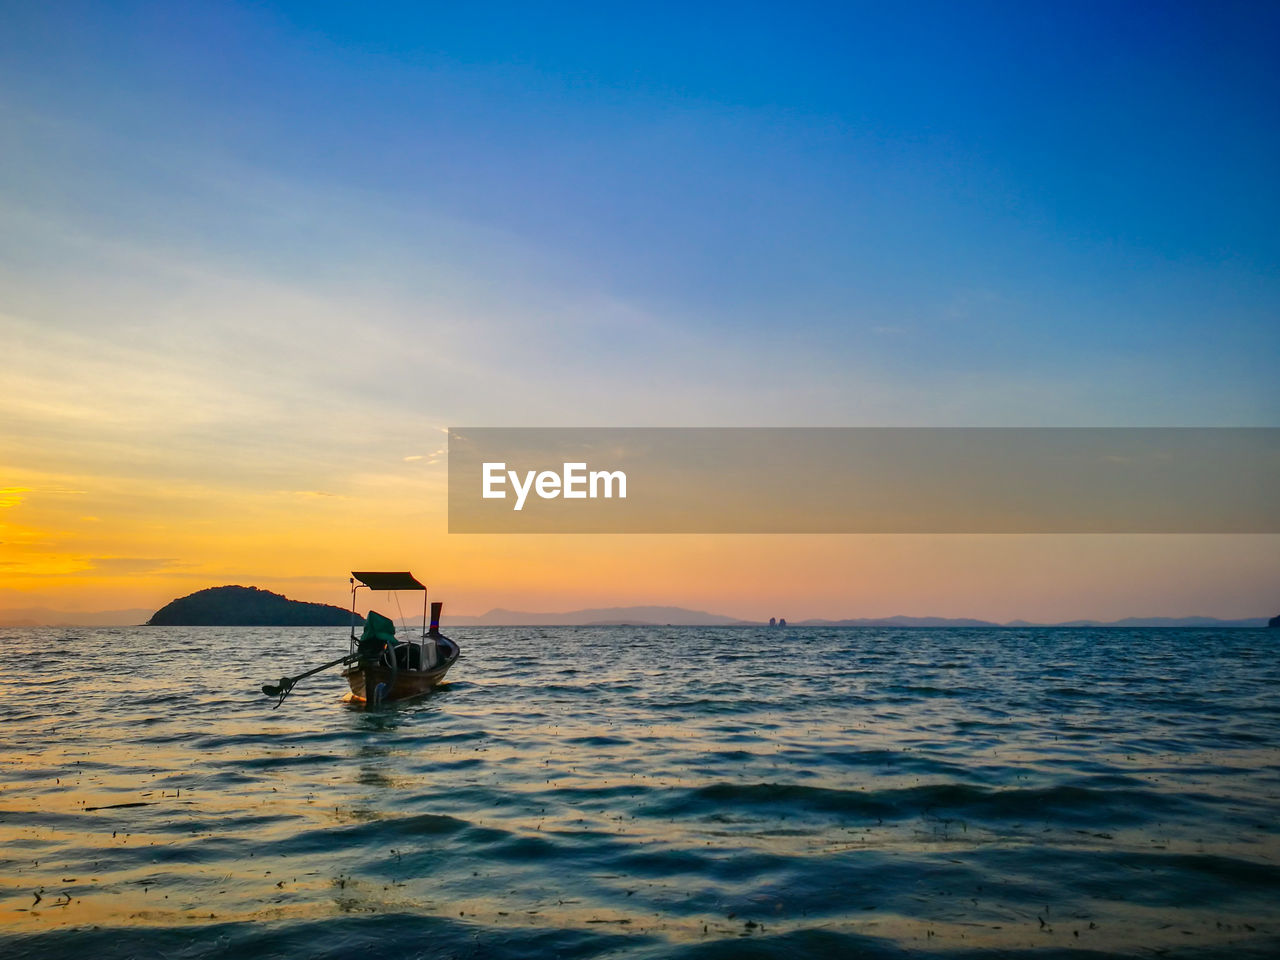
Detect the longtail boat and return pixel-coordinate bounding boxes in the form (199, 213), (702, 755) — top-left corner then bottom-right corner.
(342, 571), (460, 705)
(261, 570), (460, 708)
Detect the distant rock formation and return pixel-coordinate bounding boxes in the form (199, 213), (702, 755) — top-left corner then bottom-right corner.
(147, 585), (361, 627)
(1270, 613), (1279, 629)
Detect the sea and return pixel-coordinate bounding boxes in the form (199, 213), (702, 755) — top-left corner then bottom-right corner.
(1, 625), (1278, 959)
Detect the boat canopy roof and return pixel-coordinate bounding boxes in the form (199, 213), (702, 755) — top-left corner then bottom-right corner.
(352, 571), (426, 591)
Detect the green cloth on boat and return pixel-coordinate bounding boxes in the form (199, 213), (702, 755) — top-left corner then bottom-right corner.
(358, 610), (398, 656)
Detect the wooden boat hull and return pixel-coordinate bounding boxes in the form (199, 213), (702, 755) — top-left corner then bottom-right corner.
(343, 661), (453, 704)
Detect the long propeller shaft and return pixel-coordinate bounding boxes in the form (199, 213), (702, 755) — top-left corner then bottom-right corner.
(262, 653), (357, 704)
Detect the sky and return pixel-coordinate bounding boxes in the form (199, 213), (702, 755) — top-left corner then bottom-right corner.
(1, 1), (1277, 623)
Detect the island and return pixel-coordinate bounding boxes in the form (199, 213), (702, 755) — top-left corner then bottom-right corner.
(1270, 613), (1279, 629)
(147, 585), (362, 627)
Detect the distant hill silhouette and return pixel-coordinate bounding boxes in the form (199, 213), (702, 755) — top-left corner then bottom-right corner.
(0, 607), (154, 627)
(1009, 616), (1270, 628)
(447, 607), (1272, 628)
(448, 605), (748, 626)
(148, 586), (360, 627)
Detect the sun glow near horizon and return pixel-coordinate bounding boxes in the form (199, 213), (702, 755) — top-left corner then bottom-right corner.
(3, 459), (1276, 625)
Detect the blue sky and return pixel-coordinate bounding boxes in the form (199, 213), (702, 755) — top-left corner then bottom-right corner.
(2, 2), (1278, 618)
(4, 0), (1277, 426)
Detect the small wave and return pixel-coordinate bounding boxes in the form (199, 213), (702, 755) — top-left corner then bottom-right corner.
(886, 684), (963, 697)
(661, 928), (910, 960)
(642, 780), (1191, 826)
(270, 813), (471, 855)
(0, 915), (646, 960)
(564, 735), (633, 747)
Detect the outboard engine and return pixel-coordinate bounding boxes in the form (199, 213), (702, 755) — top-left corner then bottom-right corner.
(427, 601), (459, 663)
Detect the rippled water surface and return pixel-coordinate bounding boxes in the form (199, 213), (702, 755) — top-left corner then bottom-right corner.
(2, 626), (1279, 958)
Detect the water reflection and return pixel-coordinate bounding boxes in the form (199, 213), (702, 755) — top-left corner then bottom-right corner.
(1, 625), (1278, 957)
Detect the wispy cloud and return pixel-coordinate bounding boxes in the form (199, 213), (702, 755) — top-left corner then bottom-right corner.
(82, 557), (186, 575)
(0, 487), (31, 509)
